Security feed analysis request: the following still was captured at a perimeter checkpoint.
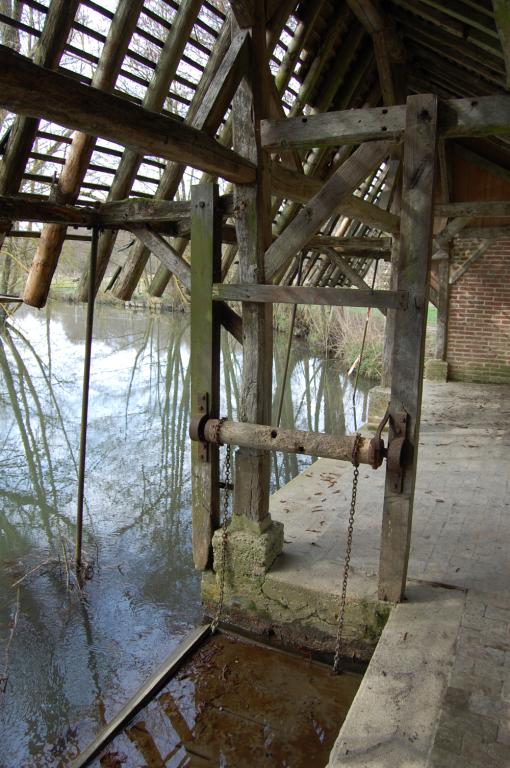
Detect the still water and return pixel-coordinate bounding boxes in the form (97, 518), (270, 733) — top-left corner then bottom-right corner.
(0, 302), (370, 767)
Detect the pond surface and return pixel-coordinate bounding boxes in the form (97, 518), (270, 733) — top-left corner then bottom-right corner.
(0, 301), (370, 767)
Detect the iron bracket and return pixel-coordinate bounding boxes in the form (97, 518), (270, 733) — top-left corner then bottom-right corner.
(189, 392), (210, 463)
(387, 409), (409, 493)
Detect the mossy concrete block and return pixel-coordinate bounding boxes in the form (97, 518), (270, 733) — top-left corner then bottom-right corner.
(425, 358), (449, 382)
(211, 520), (284, 580)
(367, 386), (390, 428)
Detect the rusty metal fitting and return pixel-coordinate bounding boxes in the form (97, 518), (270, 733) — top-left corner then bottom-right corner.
(368, 435), (385, 469)
(387, 435), (406, 472)
(189, 413), (209, 442)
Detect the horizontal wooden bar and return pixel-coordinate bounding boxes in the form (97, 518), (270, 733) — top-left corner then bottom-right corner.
(434, 200), (510, 218)
(262, 106), (405, 151)
(440, 95), (510, 139)
(212, 284), (408, 309)
(262, 95), (510, 153)
(202, 419), (376, 466)
(0, 195), (97, 226)
(0, 46), (256, 185)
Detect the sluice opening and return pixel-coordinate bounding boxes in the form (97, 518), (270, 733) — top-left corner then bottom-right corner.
(89, 631), (363, 768)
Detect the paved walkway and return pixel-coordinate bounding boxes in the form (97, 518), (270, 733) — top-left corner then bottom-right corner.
(269, 381), (510, 767)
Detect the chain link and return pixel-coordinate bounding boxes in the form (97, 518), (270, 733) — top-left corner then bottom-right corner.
(333, 432), (362, 674)
(210, 418), (232, 634)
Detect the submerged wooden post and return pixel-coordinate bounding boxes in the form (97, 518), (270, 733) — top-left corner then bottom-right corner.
(190, 183), (222, 569)
(378, 94), (438, 602)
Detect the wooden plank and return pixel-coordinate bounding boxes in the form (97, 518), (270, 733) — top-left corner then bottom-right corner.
(212, 284), (407, 310)
(449, 239), (492, 284)
(261, 106), (405, 151)
(435, 255), (449, 360)
(231, 5), (273, 526)
(0, 46), (256, 186)
(265, 140), (393, 281)
(379, 94), (438, 603)
(130, 226), (243, 344)
(322, 247), (387, 315)
(492, 0), (510, 87)
(129, 228), (191, 290)
(0, 195), (96, 226)
(190, 183), (221, 571)
(262, 95), (510, 155)
(435, 200), (510, 218)
(457, 225), (510, 238)
(271, 162), (401, 235)
(441, 95), (510, 138)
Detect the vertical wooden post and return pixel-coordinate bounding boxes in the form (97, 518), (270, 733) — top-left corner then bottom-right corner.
(231, 5), (273, 529)
(190, 183), (221, 569)
(378, 94), (438, 602)
(435, 253), (450, 361)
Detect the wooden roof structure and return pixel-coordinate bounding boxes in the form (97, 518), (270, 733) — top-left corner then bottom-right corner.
(0, 0), (509, 307)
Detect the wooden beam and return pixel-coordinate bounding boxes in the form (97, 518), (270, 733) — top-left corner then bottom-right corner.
(261, 106), (404, 151)
(0, 195), (97, 226)
(262, 95), (510, 155)
(75, 0), (204, 301)
(345, 0), (401, 105)
(449, 239), (493, 284)
(265, 140), (393, 281)
(435, 200), (510, 218)
(130, 226), (243, 344)
(0, 45), (256, 186)
(322, 247), (387, 315)
(110, 24), (250, 301)
(492, 0), (510, 87)
(228, 0), (255, 28)
(231, 6), (273, 527)
(457, 225), (510, 239)
(22, 0), (145, 308)
(379, 94), (438, 603)
(434, 216), (472, 249)
(435, 255), (449, 361)
(212, 283), (407, 310)
(190, 183), (221, 570)
(441, 95), (510, 138)
(0, 0), (80, 248)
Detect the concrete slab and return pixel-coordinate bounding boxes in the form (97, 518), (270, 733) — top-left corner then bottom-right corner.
(328, 584), (465, 768)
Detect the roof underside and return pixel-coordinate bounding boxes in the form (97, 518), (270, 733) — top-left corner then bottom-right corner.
(0, 0), (509, 299)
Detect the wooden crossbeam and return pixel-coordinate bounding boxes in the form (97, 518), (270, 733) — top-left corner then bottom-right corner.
(435, 201), (510, 218)
(212, 284), (407, 310)
(265, 140), (393, 281)
(0, 0), (80, 251)
(0, 195), (97, 226)
(261, 95), (510, 153)
(0, 45), (256, 185)
(129, 226), (242, 344)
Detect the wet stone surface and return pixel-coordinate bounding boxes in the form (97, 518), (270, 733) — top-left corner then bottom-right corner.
(98, 633), (362, 767)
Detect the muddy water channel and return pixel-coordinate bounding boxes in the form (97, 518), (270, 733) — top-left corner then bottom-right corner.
(0, 302), (370, 767)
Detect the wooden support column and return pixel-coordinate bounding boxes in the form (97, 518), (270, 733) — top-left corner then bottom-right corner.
(378, 94), (438, 602)
(190, 183), (222, 570)
(435, 252), (449, 361)
(231, 6), (273, 528)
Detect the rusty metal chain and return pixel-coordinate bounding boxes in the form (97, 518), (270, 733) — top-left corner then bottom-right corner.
(210, 418), (231, 634)
(333, 432), (362, 674)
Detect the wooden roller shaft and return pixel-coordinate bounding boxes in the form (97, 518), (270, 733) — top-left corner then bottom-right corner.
(201, 419), (376, 466)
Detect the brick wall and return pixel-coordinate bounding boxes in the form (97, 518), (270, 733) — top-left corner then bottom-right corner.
(447, 238), (510, 384)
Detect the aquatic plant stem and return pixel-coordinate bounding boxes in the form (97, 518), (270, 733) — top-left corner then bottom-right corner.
(75, 227), (98, 574)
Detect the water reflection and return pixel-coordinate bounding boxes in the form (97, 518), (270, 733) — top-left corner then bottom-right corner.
(0, 302), (370, 766)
